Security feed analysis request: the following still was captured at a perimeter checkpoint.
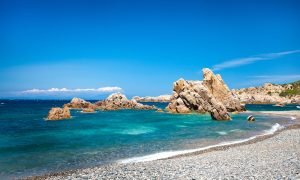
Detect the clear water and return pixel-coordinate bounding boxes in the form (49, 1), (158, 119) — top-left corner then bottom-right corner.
(0, 100), (299, 179)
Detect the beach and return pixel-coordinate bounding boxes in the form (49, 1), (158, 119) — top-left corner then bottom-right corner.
(27, 119), (300, 179)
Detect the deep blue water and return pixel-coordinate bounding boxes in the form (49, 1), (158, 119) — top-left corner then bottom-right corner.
(0, 100), (299, 179)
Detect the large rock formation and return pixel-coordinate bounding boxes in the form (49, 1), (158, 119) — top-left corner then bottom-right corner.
(47, 107), (71, 120)
(64, 97), (96, 109)
(95, 93), (156, 110)
(133, 95), (171, 102)
(232, 82), (300, 104)
(166, 68), (245, 120)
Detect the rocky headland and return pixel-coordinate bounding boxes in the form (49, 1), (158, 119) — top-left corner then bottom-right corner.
(232, 81), (300, 104)
(166, 68), (245, 120)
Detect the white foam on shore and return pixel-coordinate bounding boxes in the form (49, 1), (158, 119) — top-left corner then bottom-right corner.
(118, 123), (284, 164)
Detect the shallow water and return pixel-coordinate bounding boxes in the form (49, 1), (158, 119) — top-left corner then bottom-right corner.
(0, 100), (299, 179)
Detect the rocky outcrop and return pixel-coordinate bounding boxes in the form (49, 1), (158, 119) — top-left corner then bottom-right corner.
(95, 93), (156, 110)
(82, 108), (95, 113)
(202, 68), (245, 112)
(47, 107), (71, 120)
(232, 82), (300, 104)
(166, 68), (245, 120)
(64, 97), (96, 109)
(133, 95), (171, 102)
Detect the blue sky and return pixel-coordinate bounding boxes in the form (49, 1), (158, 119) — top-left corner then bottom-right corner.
(0, 0), (300, 99)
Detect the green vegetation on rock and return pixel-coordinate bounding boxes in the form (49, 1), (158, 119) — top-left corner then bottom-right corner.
(279, 80), (300, 97)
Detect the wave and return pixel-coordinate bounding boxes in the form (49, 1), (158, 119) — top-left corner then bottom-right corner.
(118, 123), (284, 164)
(297, 106), (300, 109)
(291, 116), (296, 120)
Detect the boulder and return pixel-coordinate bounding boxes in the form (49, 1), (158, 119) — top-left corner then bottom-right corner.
(47, 107), (71, 120)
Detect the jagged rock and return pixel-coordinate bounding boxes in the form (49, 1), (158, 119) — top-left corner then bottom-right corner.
(202, 68), (245, 112)
(166, 68), (244, 120)
(95, 93), (156, 110)
(47, 107), (71, 120)
(133, 95), (171, 102)
(64, 97), (96, 109)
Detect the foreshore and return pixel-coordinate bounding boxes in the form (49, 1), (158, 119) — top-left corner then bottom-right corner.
(25, 111), (300, 180)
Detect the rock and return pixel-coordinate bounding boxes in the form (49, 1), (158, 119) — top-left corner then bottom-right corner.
(166, 68), (244, 120)
(156, 108), (164, 112)
(82, 108), (95, 113)
(47, 107), (71, 120)
(95, 93), (157, 110)
(202, 68), (245, 112)
(133, 95), (171, 102)
(247, 115), (255, 122)
(65, 97), (96, 109)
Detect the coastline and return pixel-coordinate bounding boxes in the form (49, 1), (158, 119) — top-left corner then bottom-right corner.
(24, 111), (300, 180)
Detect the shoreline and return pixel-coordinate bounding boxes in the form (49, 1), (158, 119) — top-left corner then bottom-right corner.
(23, 111), (300, 180)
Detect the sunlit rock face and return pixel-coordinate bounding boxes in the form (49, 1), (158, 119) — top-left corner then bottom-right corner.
(166, 68), (245, 120)
(47, 107), (71, 120)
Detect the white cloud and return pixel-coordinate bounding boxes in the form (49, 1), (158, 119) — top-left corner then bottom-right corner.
(22, 87), (122, 94)
(212, 50), (300, 71)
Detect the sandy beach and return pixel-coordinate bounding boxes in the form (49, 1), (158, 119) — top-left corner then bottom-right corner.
(25, 111), (300, 180)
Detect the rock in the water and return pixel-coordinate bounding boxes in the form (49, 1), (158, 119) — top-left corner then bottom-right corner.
(202, 68), (245, 112)
(65, 97), (96, 109)
(47, 107), (71, 120)
(156, 108), (164, 112)
(166, 68), (244, 120)
(247, 115), (255, 122)
(82, 108), (95, 113)
(95, 93), (156, 110)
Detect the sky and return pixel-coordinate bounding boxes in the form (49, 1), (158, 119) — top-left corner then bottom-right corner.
(0, 0), (300, 99)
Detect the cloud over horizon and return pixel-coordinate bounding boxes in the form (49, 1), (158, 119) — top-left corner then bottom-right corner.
(22, 87), (122, 94)
(212, 50), (300, 71)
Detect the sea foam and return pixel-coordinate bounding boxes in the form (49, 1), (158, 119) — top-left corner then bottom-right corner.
(118, 123), (284, 163)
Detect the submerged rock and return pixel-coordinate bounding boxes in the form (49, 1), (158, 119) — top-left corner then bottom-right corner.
(47, 107), (71, 120)
(166, 68), (245, 120)
(95, 93), (156, 110)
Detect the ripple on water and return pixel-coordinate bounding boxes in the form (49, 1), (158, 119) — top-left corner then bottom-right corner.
(118, 126), (157, 135)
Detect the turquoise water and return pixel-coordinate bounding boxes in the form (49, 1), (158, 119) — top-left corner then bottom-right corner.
(0, 100), (299, 179)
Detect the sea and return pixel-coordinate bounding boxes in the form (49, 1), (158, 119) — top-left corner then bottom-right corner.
(0, 100), (299, 179)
